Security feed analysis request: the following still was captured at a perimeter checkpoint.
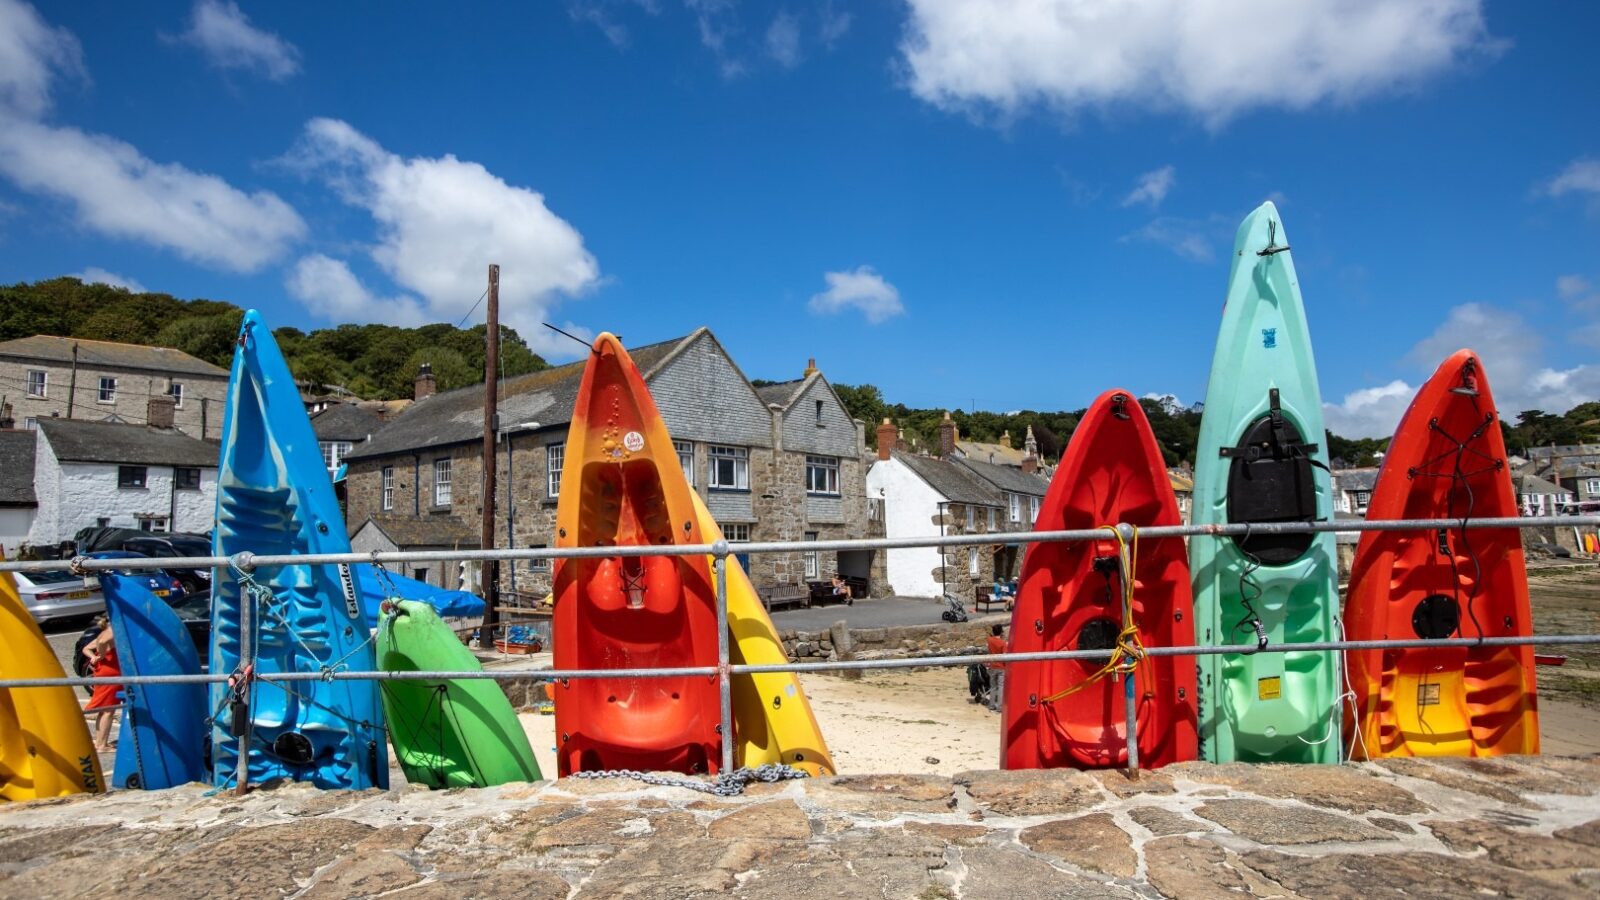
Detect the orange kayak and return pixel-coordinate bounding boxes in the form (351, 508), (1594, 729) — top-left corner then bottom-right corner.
(1344, 349), (1538, 758)
(551, 333), (722, 776)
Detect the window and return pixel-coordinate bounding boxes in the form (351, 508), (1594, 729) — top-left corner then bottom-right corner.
(168, 382), (185, 408)
(803, 531), (819, 579)
(23, 417), (37, 431)
(1587, 478), (1600, 496)
(675, 440), (694, 487)
(529, 543), (550, 571)
(987, 507), (996, 530)
(965, 505), (975, 530)
(1009, 492), (1022, 523)
(709, 445), (748, 490)
(815, 399), (824, 426)
(97, 376), (117, 403)
(137, 516), (169, 533)
(25, 370), (45, 398)
(433, 458), (452, 506)
(805, 455), (839, 495)
(118, 465), (147, 489)
(320, 440), (353, 474)
(413, 566), (430, 586)
(381, 466), (395, 511)
(174, 467), (201, 490)
(969, 547), (979, 577)
(1030, 496), (1040, 523)
(721, 523), (752, 542)
(1354, 490), (1372, 509)
(547, 443), (565, 498)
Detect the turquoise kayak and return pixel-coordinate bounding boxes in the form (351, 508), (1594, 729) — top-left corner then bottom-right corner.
(1190, 202), (1341, 764)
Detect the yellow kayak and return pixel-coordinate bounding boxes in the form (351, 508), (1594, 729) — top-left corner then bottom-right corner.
(0, 562), (104, 801)
(689, 493), (836, 776)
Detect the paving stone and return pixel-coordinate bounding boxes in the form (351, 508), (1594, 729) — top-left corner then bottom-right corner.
(1371, 757), (1537, 809)
(707, 800), (811, 841)
(1128, 806), (1212, 837)
(1193, 800), (1390, 845)
(729, 859), (884, 899)
(1241, 849), (1569, 900)
(1169, 762), (1429, 815)
(955, 769), (1105, 817)
(303, 851), (422, 899)
(101, 818), (376, 899)
(1554, 818), (1600, 848)
(1017, 813), (1137, 878)
(1366, 816), (1415, 834)
(902, 821), (990, 844)
(355, 823), (434, 852)
(957, 846), (1134, 899)
(1092, 769), (1175, 798)
(804, 774), (956, 817)
(1422, 757), (1590, 797)
(1425, 818), (1600, 870)
(1143, 836), (1306, 900)
(391, 871), (570, 900)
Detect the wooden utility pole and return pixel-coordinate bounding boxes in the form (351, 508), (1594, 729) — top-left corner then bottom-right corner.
(480, 264), (501, 647)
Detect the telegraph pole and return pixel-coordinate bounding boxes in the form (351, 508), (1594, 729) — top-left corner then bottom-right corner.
(480, 264), (501, 647)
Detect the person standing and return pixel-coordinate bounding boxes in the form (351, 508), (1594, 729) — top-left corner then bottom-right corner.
(82, 623), (122, 752)
(985, 624), (1007, 712)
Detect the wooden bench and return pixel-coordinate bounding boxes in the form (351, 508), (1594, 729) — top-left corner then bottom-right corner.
(807, 581), (854, 607)
(763, 590), (811, 611)
(974, 585), (1006, 613)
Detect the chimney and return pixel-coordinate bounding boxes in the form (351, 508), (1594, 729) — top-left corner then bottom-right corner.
(938, 411), (957, 459)
(876, 418), (898, 461)
(415, 362), (436, 401)
(1021, 424), (1039, 474)
(147, 394), (176, 429)
(1000, 430), (1012, 449)
(1021, 455), (1037, 475)
(803, 357), (819, 378)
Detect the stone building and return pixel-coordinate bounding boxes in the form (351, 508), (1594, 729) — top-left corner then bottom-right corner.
(866, 418), (1048, 600)
(341, 329), (876, 598)
(0, 335), (228, 439)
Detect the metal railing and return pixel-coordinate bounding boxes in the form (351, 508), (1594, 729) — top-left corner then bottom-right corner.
(4, 514), (1597, 781)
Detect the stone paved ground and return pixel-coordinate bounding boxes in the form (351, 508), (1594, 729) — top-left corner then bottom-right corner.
(1, 755), (1597, 899)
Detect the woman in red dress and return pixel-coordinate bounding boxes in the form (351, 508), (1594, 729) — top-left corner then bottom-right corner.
(82, 619), (122, 752)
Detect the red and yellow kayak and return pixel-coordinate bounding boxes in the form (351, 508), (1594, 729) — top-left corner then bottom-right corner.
(1003, 390), (1197, 770)
(552, 333), (722, 775)
(1345, 349), (1538, 758)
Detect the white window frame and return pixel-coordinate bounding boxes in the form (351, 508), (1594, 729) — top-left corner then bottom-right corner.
(805, 455), (839, 496)
(433, 458), (452, 506)
(530, 543), (550, 571)
(965, 505), (974, 530)
(803, 531), (819, 579)
(321, 440), (353, 474)
(547, 442), (565, 498)
(137, 516), (169, 533)
(97, 376), (117, 404)
(381, 466), (395, 511)
(675, 440), (694, 487)
(26, 369), (46, 398)
(1008, 492), (1021, 523)
(986, 507), (996, 530)
(968, 547), (979, 577)
(709, 445), (749, 490)
(23, 417), (37, 431)
(168, 382), (185, 408)
(721, 522), (751, 542)
(1587, 478), (1600, 496)
(1030, 496), (1040, 523)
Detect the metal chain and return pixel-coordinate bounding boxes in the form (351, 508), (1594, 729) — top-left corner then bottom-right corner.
(571, 763), (810, 797)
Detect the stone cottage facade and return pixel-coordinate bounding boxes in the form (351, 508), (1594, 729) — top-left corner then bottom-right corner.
(342, 329), (876, 599)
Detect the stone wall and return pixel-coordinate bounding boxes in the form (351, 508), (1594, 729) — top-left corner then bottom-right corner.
(778, 616), (1005, 662)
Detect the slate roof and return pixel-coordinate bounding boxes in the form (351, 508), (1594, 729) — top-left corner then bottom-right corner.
(310, 403), (386, 442)
(0, 335), (228, 378)
(37, 418), (218, 467)
(0, 430), (36, 506)
(895, 452), (1004, 506)
(1526, 444), (1600, 461)
(1334, 468), (1381, 492)
(956, 456), (1049, 498)
(755, 380), (805, 409)
(1514, 472), (1567, 494)
(346, 331), (696, 462)
(355, 515), (481, 548)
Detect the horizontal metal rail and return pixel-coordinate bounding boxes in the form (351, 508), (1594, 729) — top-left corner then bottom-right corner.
(7, 633), (1597, 690)
(3, 515), (1596, 575)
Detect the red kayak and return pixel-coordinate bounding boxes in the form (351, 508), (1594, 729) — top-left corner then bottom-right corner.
(1003, 390), (1198, 770)
(1345, 349), (1538, 758)
(552, 333), (722, 776)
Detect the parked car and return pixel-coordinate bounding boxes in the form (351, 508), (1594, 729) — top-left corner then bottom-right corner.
(168, 589), (212, 668)
(14, 568), (104, 624)
(118, 534), (214, 594)
(84, 551), (188, 603)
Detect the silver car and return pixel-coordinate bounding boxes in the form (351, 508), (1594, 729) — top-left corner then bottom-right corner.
(14, 568), (105, 624)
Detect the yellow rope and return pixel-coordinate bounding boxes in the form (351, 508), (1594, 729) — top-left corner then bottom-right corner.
(1041, 525), (1146, 704)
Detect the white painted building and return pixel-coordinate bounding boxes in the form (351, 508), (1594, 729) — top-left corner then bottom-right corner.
(27, 418), (218, 551)
(0, 431), (37, 558)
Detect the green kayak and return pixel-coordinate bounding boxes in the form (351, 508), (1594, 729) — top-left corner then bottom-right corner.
(377, 600), (543, 787)
(1190, 201), (1341, 764)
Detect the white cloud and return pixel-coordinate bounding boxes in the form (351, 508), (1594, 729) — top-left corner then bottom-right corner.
(685, 0), (745, 77)
(176, 0), (300, 81)
(819, 2), (852, 46)
(0, 0), (83, 117)
(766, 12), (802, 68)
(72, 267), (146, 292)
(899, 0), (1496, 125)
(1542, 158), (1600, 199)
(1122, 165), (1175, 208)
(1322, 380), (1414, 441)
(286, 254), (427, 326)
(808, 266), (905, 323)
(1120, 217), (1214, 262)
(285, 118), (601, 353)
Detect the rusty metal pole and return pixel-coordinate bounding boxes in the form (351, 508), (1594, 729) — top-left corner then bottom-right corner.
(480, 264), (501, 648)
(713, 544), (734, 775)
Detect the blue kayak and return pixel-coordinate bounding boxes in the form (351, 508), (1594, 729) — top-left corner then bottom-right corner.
(354, 566), (485, 622)
(210, 310), (388, 791)
(102, 574), (207, 789)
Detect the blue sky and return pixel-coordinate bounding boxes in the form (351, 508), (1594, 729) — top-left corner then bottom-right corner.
(1, 0), (1596, 437)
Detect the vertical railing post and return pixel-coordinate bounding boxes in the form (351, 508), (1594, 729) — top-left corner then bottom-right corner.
(1117, 523), (1139, 778)
(234, 553), (255, 796)
(712, 542), (735, 775)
